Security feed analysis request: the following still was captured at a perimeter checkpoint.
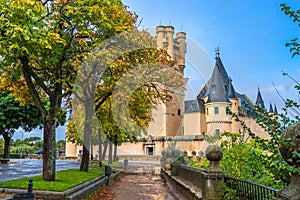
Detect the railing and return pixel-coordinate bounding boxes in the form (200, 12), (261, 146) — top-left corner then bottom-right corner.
(224, 176), (293, 200)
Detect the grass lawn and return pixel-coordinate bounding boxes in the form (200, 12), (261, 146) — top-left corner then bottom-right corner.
(0, 169), (105, 192)
(90, 160), (123, 167)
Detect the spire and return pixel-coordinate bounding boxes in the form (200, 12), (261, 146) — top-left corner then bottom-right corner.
(228, 78), (237, 98)
(255, 87), (265, 109)
(207, 61), (230, 103)
(214, 48), (229, 85)
(269, 102), (274, 113)
(274, 104), (278, 114)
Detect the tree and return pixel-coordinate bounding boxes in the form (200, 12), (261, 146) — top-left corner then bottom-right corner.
(0, 0), (136, 180)
(0, 90), (42, 159)
(72, 26), (185, 171)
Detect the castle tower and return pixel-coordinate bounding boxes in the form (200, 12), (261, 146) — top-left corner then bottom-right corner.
(204, 52), (232, 135)
(147, 26), (186, 137)
(165, 26), (175, 59)
(228, 78), (240, 132)
(156, 26), (165, 49)
(176, 32), (186, 74)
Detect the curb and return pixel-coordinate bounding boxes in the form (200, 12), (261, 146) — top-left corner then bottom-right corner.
(0, 170), (123, 200)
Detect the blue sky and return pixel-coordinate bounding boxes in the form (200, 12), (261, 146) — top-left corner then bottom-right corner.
(123, 0), (300, 110)
(11, 0), (300, 141)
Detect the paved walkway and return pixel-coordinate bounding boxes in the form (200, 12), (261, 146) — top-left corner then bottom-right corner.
(91, 160), (187, 200)
(1, 160), (187, 200)
(0, 159), (80, 182)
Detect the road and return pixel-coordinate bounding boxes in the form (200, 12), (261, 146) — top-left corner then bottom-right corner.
(0, 159), (80, 182)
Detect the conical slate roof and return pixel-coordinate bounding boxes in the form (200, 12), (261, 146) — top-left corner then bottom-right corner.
(274, 105), (278, 114)
(255, 88), (265, 109)
(207, 59), (230, 103)
(228, 78), (237, 98)
(215, 55), (229, 85)
(269, 103), (274, 113)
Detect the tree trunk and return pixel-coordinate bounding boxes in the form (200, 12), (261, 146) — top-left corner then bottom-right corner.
(3, 133), (10, 159)
(43, 119), (56, 181)
(108, 140), (113, 165)
(98, 128), (103, 167)
(91, 143), (93, 160)
(113, 143), (117, 162)
(102, 139), (108, 160)
(80, 103), (93, 171)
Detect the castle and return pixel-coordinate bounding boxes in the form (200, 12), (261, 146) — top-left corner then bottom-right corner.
(65, 26), (277, 158)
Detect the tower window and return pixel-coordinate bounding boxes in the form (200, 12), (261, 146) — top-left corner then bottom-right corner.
(214, 107), (219, 114)
(206, 108), (209, 115)
(178, 109), (181, 116)
(211, 85), (216, 93)
(191, 104), (195, 111)
(215, 129), (220, 136)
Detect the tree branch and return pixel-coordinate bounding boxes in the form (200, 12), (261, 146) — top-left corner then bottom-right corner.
(20, 57), (52, 96)
(20, 56), (47, 118)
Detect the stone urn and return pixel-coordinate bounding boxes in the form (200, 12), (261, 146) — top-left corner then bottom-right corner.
(205, 144), (223, 173)
(279, 124), (300, 168)
(278, 124), (300, 199)
(172, 149), (182, 158)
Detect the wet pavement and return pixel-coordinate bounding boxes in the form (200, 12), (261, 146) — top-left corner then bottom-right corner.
(0, 159), (80, 182)
(1, 159), (186, 199)
(92, 160), (187, 200)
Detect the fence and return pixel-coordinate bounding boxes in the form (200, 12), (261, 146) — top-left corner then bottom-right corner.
(224, 176), (294, 200)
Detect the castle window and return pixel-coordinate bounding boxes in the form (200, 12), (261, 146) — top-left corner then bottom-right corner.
(206, 108), (209, 115)
(178, 109), (181, 116)
(215, 129), (220, 136)
(191, 104), (196, 111)
(224, 85), (228, 93)
(214, 107), (219, 114)
(211, 85), (216, 93)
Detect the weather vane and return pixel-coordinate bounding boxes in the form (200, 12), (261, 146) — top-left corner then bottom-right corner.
(215, 47), (220, 58)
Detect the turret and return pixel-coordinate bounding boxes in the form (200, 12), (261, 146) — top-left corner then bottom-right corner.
(176, 32), (186, 73)
(156, 26), (165, 50)
(165, 26), (174, 59)
(205, 51), (232, 135)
